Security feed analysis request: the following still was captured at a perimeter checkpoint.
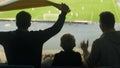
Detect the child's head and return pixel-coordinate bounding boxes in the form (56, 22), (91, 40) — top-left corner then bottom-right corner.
(60, 33), (76, 51)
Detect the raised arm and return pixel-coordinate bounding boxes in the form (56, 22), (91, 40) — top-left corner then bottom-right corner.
(80, 40), (90, 67)
(49, 3), (70, 32)
(42, 3), (70, 41)
(81, 40), (89, 60)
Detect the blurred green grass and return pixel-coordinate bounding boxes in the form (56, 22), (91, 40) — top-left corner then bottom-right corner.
(0, 0), (120, 23)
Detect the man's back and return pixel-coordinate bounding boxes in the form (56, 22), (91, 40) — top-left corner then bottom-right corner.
(0, 3), (70, 68)
(0, 30), (46, 68)
(0, 28), (66, 68)
(87, 31), (120, 66)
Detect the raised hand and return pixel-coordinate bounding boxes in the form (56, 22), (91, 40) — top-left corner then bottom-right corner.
(51, 2), (70, 13)
(61, 3), (70, 13)
(80, 40), (89, 59)
(81, 40), (89, 51)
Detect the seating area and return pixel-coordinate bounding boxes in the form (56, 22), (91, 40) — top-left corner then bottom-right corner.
(0, 65), (34, 68)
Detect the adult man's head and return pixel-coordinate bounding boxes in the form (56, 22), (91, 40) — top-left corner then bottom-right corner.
(99, 11), (115, 32)
(16, 11), (31, 30)
(60, 33), (76, 51)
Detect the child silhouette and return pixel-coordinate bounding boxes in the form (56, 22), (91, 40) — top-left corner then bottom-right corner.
(52, 33), (83, 66)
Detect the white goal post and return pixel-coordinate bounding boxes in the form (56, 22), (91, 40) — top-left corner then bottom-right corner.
(43, 13), (59, 21)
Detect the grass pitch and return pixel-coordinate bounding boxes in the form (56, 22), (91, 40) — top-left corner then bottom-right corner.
(0, 0), (120, 23)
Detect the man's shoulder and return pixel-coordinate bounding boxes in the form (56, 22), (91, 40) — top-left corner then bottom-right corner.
(0, 31), (13, 34)
(93, 37), (106, 47)
(93, 31), (120, 45)
(29, 30), (43, 33)
(116, 31), (120, 34)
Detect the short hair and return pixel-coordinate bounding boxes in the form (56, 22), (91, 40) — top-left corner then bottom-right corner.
(60, 34), (76, 51)
(99, 11), (115, 28)
(16, 11), (31, 29)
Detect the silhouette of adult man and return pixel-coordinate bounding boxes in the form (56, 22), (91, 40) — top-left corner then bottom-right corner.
(52, 33), (83, 66)
(81, 11), (120, 68)
(0, 3), (70, 68)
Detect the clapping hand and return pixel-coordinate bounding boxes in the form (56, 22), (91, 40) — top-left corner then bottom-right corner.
(81, 40), (89, 51)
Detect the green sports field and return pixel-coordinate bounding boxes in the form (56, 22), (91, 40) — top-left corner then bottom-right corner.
(0, 0), (120, 23)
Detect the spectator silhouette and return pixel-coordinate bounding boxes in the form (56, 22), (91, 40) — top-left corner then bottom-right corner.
(0, 3), (70, 68)
(52, 33), (83, 66)
(81, 11), (120, 68)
